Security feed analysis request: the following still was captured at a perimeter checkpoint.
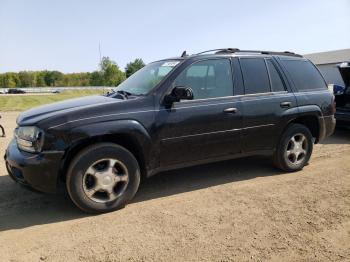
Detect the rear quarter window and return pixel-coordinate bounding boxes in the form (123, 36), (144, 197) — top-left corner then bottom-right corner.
(281, 59), (327, 91)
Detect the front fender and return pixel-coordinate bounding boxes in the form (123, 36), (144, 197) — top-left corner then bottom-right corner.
(70, 119), (151, 143)
(64, 120), (154, 172)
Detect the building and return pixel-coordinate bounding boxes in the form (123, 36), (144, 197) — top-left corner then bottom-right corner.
(305, 48), (350, 86)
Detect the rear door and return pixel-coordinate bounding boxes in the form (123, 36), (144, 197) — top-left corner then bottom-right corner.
(238, 57), (297, 152)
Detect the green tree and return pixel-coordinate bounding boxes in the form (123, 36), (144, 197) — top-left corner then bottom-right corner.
(90, 71), (104, 86)
(0, 55), (145, 88)
(100, 57), (125, 86)
(0, 73), (17, 88)
(18, 71), (36, 87)
(35, 71), (46, 87)
(44, 71), (63, 86)
(125, 58), (145, 78)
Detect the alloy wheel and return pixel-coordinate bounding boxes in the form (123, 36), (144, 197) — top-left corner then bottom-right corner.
(82, 158), (129, 203)
(285, 133), (308, 166)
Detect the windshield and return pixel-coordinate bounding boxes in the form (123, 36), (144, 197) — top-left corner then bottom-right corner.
(114, 60), (181, 95)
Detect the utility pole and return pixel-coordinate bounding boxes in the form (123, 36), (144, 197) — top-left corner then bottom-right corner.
(99, 42), (102, 65)
(99, 42), (104, 93)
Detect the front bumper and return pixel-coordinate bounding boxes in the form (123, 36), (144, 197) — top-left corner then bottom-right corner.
(4, 139), (64, 193)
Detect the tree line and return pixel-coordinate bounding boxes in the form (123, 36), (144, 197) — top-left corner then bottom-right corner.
(0, 57), (145, 88)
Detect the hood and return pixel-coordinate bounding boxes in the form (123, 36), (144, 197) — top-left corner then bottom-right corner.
(339, 62), (350, 87)
(17, 95), (119, 126)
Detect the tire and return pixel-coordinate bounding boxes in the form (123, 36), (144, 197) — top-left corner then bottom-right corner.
(273, 123), (313, 172)
(66, 143), (140, 213)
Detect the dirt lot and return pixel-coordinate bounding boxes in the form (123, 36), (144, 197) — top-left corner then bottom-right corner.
(0, 112), (349, 262)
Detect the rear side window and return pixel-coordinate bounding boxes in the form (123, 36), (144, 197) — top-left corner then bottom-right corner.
(266, 59), (286, 92)
(240, 58), (270, 94)
(281, 59), (327, 91)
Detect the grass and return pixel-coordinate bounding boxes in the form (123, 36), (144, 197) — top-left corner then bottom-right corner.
(0, 89), (106, 111)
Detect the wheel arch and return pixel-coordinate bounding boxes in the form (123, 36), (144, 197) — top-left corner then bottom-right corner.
(289, 115), (320, 142)
(59, 120), (152, 183)
(281, 106), (322, 144)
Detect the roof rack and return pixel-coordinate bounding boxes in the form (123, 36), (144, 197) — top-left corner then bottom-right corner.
(196, 48), (240, 55)
(195, 48), (302, 58)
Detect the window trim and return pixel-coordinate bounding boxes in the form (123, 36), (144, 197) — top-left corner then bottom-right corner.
(264, 59), (273, 93)
(175, 90), (288, 104)
(265, 58), (287, 92)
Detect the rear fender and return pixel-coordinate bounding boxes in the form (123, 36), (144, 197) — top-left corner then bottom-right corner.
(280, 105), (324, 143)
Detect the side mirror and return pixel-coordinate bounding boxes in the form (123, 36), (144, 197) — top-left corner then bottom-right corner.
(164, 86), (194, 105)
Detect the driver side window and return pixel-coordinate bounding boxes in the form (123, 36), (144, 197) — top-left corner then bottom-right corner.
(173, 59), (233, 100)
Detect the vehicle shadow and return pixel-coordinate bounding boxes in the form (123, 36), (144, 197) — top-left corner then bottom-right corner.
(133, 156), (281, 203)
(0, 155), (283, 232)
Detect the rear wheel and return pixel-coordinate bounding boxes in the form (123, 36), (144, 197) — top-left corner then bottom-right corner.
(273, 124), (313, 172)
(66, 143), (140, 213)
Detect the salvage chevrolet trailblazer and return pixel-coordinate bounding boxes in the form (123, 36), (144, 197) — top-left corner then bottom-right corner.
(5, 48), (336, 213)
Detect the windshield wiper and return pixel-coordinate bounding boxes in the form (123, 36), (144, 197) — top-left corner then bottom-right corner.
(112, 90), (133, 100)
(117, 90), (132, 97)
(108, 89), (143, 99)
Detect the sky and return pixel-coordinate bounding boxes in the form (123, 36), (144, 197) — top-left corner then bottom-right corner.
(0, 0), (349, 73)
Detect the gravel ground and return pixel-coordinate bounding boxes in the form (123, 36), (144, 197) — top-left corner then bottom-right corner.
(0, 112), (349, 262)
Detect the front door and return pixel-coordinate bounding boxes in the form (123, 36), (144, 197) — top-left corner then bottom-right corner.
(157, 58), (243, 167)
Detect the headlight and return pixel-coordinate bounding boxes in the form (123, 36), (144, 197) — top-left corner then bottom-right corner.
(15, 126), (45, 153)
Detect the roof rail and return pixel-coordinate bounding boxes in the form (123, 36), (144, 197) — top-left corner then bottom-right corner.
(196, 48), (240, 55)
(195, 48), (302, 58)
(257, 50), (303, 57)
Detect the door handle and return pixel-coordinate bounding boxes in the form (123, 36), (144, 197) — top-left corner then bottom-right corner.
(280, 102), (292, 108)
(224, 107), (238, 113)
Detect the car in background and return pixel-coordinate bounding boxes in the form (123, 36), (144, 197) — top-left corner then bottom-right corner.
(7, 88), (26, 94)
(334, 62), (350, 124)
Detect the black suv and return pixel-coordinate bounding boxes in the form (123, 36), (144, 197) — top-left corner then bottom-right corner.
(5, 48), (336, 213)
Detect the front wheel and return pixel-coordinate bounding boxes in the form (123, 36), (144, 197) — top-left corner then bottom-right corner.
(273, 124), (313, 172)
(66, 143), (140, 213)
